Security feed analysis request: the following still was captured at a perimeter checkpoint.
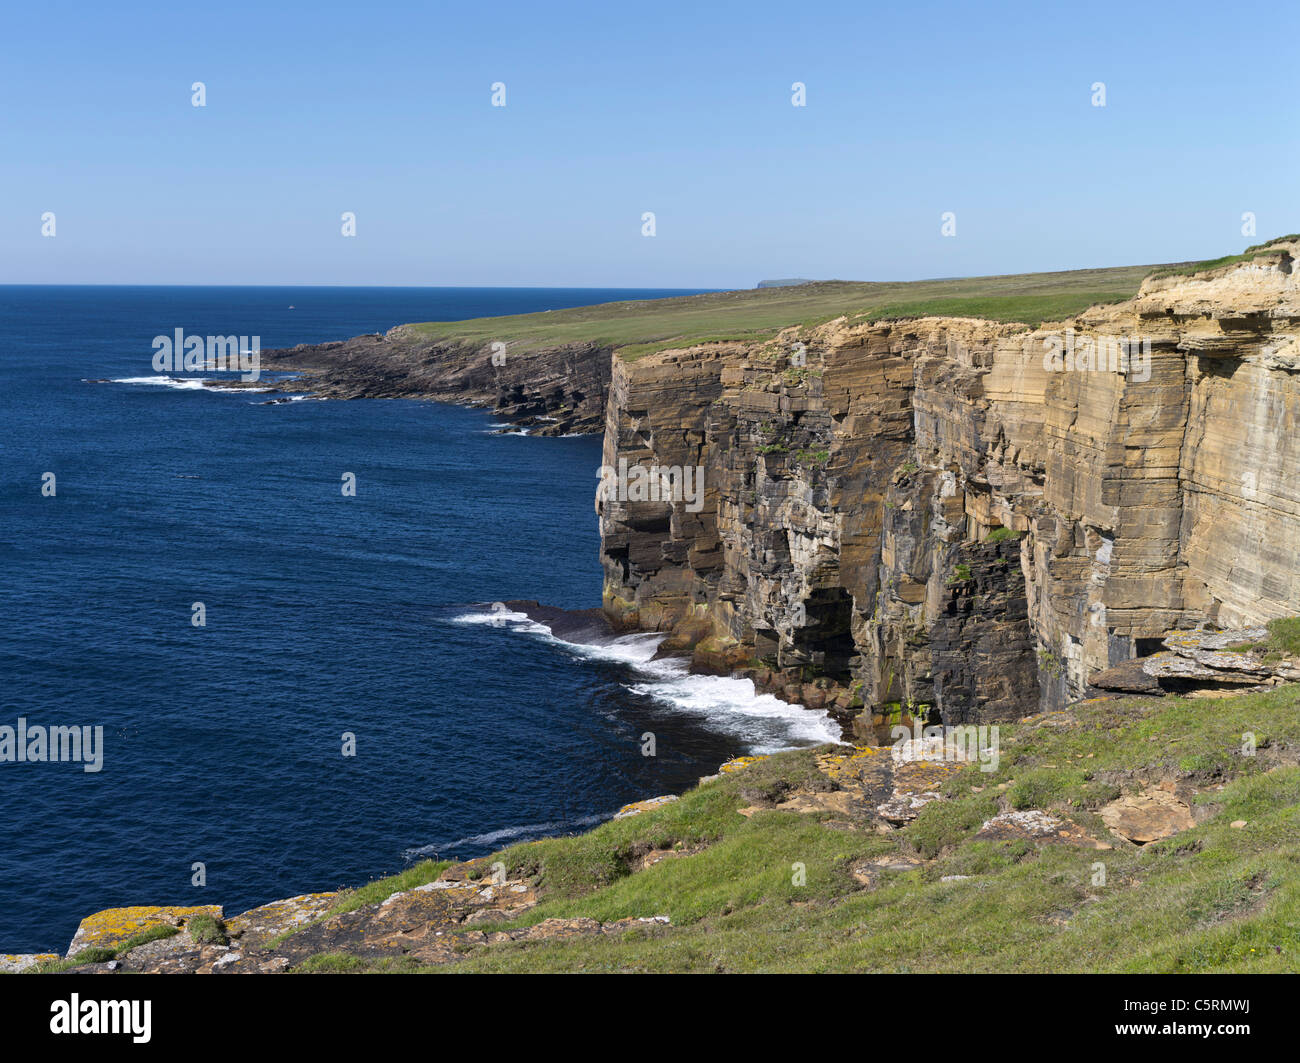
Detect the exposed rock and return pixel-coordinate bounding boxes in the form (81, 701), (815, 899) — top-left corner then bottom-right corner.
(614, 795), (678, 818)
(719, 755), (769, 774)
(977, 809), (1110, 848)
(0, 953), (59, 972)
(66, 905), (222, 957)
(1099, 783), (1197, 843)
(851, 854), (925, 886)
(636, 848), (692, 870)
(1090, 625), (1300, 696)
(259, 328), (611, 436)
(1087, 657), (1165, 695)
(225, 893), (340, 947)
(770, 791), (864, 817)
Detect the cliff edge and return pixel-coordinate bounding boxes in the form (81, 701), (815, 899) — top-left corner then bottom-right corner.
(596, 238), (1300, 732)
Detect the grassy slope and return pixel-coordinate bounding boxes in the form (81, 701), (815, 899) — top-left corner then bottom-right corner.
(427, 684), (1300, 973)
(398, 236), (1299, 361)
(1147, 234), (1300, 280)
(402, 263), (1163, 358)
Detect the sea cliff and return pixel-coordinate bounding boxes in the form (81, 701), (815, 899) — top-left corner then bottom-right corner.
(263, 237), (1300, 732)
(597, 240), (1300, 732)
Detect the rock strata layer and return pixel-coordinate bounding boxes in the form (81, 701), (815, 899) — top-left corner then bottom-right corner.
(595, 243), (1300, 728)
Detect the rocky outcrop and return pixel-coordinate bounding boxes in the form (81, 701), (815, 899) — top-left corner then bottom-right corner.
(32, 852), (674, 974)
(1098, 781), (1198, 844)
(596, 242), (1300, 731)
(1089, 626), (1300, 697)
(259, 328), (612, 436)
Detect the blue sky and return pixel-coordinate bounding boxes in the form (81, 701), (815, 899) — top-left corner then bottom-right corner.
(2, 0), (1295, 287)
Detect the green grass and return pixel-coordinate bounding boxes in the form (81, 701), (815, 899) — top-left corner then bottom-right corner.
(1148, 254), (1268, 280)
(857, 290), (1137, 328)
(429, 683), (1300, 972)
(392, 237), (1298, 367)
(1146, 235), (1296, 281)
(294, 952), (371, 974)
(294, 953), (425, 974)
(187, 912), (228, 946)
(1265, 617), (1300, 657)
(985, 526), (1021, 543)
(399, 263), (1163, 360)
(1226, 616), (1300, 662)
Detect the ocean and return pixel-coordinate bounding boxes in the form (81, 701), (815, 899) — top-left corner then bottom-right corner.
(0, 285), (839, 954)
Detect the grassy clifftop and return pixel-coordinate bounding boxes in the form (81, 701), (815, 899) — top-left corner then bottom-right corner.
(401, 261), (1164, 359)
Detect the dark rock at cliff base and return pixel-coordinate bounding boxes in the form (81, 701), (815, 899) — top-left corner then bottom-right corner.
(501, 600), (617, 644)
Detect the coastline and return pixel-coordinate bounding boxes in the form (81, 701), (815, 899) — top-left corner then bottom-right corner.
(12, 240), (1300, 972)
(3, 599), (843, 969)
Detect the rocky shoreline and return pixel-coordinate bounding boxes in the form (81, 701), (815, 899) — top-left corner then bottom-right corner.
(252, 326), (612, 436)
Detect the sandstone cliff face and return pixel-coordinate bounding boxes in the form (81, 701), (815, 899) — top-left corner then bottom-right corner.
(597, 244), (1300, 731)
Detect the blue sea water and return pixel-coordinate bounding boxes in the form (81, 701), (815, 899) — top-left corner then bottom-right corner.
(0, 285), (839, 954)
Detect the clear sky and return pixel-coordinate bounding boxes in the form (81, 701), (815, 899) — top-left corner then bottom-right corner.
(3, 0), (1295, 288)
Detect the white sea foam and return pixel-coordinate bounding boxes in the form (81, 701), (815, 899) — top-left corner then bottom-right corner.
(449, 607), (551, 637)
(626, 667), (842, 750)
(403, 813), (608, 858)
(449, 606), (842, 752)
(110, 375), (208, 389)
(108, 376), (271, 394)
